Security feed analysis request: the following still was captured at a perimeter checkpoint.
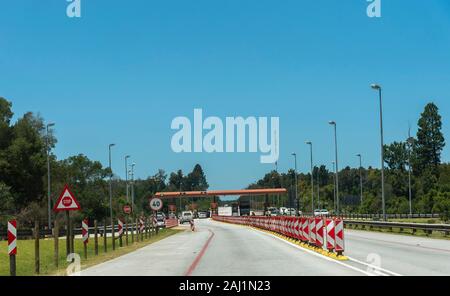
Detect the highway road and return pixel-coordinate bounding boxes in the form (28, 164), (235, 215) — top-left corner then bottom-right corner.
(81, 219), (450, 276)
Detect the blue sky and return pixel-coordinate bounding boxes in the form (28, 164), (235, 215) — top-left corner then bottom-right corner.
(1, 1), (450, 190)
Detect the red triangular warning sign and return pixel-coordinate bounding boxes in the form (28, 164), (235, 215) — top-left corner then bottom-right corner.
(53, 184), (81, 212)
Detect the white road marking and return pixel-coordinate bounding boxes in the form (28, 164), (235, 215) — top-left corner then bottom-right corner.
(347, 257), (402, 276)
(213, 220), (401, 277)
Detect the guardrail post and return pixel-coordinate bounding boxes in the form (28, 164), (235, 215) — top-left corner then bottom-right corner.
(53, 219), (59, 268)
(94, 220), (98, 256)
(34, 220), (40, 275)
(135, 218), (139, 242)
(8, 220), (17, 276)
(145, 218), (149, 239)
(131, 218), (134, 243)
(103, 220), (107, 253)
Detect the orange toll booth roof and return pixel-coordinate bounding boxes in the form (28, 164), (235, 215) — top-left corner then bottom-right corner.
(154, 188), (287, 199)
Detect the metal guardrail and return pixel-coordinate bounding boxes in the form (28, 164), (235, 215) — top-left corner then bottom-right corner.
(341, 213), (440, 220)
(344, 220), (450, 236)
(0, 222), (168, 240)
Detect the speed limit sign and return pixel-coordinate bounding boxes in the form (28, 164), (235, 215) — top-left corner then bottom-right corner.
(149, 197), (163, 211)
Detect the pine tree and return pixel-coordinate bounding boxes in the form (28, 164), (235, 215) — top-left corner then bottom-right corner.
(415, 103), (445, 177)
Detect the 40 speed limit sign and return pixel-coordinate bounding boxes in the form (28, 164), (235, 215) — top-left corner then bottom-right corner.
(149, 197), (163, 211)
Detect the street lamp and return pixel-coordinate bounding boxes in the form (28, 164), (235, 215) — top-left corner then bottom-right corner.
(291, 153), (299, 215)
(131, 163), (136, 213)
(108, 143), (116, 250)
(357, 154), (363, 205)
(306, 142), (314, 214)
(46, 123), (55, 230)
(332, 161), (336, 212)
(125, 155), (130, 203)
(371, 83), (386, 221)
(407, 134), (414, 217)
(329, 121), (340, 215)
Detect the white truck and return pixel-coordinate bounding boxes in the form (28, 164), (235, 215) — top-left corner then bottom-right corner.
(218, 206), (233, 217)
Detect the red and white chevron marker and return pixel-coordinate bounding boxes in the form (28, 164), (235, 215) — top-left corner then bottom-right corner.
(315, 217), (324, 248)
(118, 219), (124, 237)
(334, 218), (345, 255)
(8, 220), (17, 256)
(139, 218), (145, 233)
(302, 217), (310, 242)
(326, 218), (336, 251)
(299, 217), (305, 241)
(294, 218), (300, 240)
(82, 219), (89, 244)
(309, 217), (316, 245)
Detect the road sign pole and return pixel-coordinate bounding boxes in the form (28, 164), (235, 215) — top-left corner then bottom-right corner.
(65, 211), (71, 256)
(125, 216), (129, 246)
(53, 219), (59, 268)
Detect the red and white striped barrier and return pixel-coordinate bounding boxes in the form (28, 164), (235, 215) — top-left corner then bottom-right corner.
(326, 218), (335, 251)
(302, 217), (310, 242)
(139, 218), (145, 233)
(82, 219), (89, 244)
(309, 217), (316, 245)
(8, 220), (17, 256)
(315, 217), (324, 248)
(118, 219), (124, 237)
(212, 215), (346, 256)
(165, 218), (179, 228)
(334, 218), (345, 254)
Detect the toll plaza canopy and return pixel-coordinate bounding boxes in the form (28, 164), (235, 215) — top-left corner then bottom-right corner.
(154, 188), (287, 199)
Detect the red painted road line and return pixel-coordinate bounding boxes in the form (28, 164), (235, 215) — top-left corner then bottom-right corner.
(185, 230), (215, 276)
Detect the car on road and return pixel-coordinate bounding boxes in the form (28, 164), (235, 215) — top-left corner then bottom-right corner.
(314, 209), (330, 216)
(267, 207), (280, 216)
(286, 208), (297, 216)
(198, 211), (208, 219)
(180, 211), (194, 224)
(156, 214), (166, 228)
(279, 207), (288, 215)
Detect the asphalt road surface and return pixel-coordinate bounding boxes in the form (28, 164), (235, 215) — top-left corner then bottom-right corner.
(81, 219), (450, 276)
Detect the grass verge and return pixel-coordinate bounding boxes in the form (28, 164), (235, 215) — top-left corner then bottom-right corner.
(0, 228), (183, 276)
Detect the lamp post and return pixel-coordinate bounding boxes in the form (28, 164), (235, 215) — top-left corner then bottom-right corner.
(407, 133), (414, 217)
(306, 142), (314, 214)
(131, 163), (136, 214)
(46, 123), (55, 230)
(108, 144), (116, 250)
(329, 121), (340, 215)
(332, 161), (336, 212)
(357, 154), (363, 205)
(371, 84), (386, 221)
(291, 153), (299, 215)
(125, 155), (130, 203)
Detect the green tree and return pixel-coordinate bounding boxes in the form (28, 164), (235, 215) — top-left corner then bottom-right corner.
(415, 103), (445, 176)
(185, 164), (209, 191)
(384, 141), (408, 171)
(3, 112), (47, 209)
